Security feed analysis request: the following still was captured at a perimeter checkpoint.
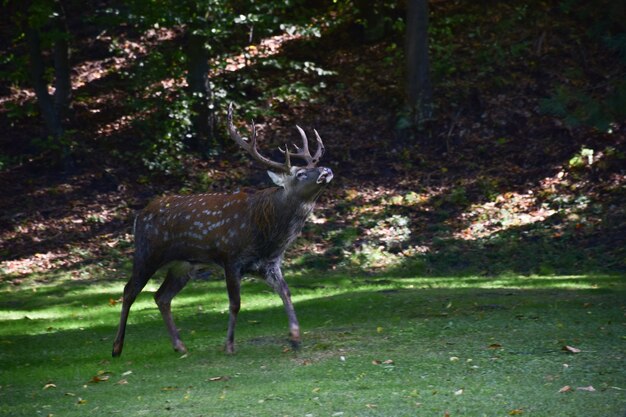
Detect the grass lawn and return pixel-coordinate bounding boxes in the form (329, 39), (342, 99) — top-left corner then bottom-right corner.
(0, 270), (624, 416)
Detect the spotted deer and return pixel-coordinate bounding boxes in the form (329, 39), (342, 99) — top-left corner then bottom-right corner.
(112, 104), (333, 357)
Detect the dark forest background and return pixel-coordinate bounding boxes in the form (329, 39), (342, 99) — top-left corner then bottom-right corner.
(1, 0), (625, 280)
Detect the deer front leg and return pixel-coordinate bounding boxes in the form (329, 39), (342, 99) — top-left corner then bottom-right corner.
(112, 258), (158, 357)
(154, 262), (194, 353)
(265, 265), (301, 350)
(224, 263), (242, 354)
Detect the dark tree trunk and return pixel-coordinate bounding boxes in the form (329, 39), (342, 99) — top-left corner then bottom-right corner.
(53, 14), (72, 121)
(185, 33), (214, 154)
(27, 27), (64, 139)
(26, 0), (73, 168)
(406, 0), (433, 123)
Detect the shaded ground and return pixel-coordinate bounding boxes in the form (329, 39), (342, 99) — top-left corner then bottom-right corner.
(0, 0), (625, 279)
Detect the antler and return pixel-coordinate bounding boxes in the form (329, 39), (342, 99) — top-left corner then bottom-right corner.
(228, 103), (291, 173)
(227, 103), (325, 172)
(290, 125), (325, 168)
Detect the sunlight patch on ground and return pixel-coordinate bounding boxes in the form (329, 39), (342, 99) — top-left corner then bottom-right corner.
(1, 274), (613, 337)
(455, 189), (556, 240)
(221, 32), (303, 73)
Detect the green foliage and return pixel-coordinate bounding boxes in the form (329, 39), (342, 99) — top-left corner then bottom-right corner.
(538, 0), (626, 130)
(444, 186), (469, 207)
(138, 92), (191, 174)
(568, 147), (594, 168)
(30, 131), (76, 163)
(540, 82), (626, 131)
(332, 0), (404, 42)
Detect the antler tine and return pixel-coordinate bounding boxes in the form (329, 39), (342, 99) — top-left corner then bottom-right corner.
(295, 125), (311, 159)
(312, 129), (325, 165)
(289, 125), (323, 167)
(227, 103), (291, 173)
(288, 126), (325, 167)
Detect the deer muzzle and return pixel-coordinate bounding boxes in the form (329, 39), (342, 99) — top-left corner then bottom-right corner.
(316, 167), (334, 184)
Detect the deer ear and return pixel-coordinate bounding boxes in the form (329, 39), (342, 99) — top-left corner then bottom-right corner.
(267, 170), (285, 187)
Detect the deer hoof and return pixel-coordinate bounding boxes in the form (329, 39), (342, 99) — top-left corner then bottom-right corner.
(289, 339), (301, 351)
(112, 344), (122, 357)
(173, 341), (188, 353)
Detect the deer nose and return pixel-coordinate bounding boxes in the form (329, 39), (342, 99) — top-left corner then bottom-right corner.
(316, 167), (333, 184)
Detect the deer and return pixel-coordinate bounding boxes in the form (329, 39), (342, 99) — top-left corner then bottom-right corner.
(112, 103), (333, 357)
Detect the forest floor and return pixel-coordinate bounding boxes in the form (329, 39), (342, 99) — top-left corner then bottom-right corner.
(0, 1), (625, 281)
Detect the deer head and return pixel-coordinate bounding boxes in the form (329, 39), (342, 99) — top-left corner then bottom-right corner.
(227, 103), (333, 200)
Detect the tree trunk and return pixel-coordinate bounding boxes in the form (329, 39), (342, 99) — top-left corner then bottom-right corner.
(406, 0), (433, 123)
(53, 3), (72, 121)
(26, 0), (73, 168)
(185, 33), (214, 154)
(27, 27), (64, 140)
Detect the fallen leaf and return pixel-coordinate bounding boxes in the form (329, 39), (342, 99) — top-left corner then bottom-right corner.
(372, 360), (382, 365)
(77, 398), (87, 405)
(121, 370), (133, 376)
(365, 404), (377, 409)
(161, 386), (179, 391)
(449, 356), (460, 361)
(115, 379), (128, 385)
(562, 345), (581, 354)
(90, 374), (110, 383)
(488, 343), (502, 349)
(577, 386), (596, 392)
(382, 359), (394, 365)
(443, 411), (450, 417)
(376, 326), (384, 333)
(454, 389), (464, 396)
(208, 376), (230, 382)
(43, 383), (56, 390)
(558, 385), (572, 393)
(509, 409), (523, 415)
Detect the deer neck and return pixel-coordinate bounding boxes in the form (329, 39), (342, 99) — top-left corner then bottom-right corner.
(249, 187), (317, 257)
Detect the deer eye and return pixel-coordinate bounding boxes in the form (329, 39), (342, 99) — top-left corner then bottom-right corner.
(296, 170), (307, 180)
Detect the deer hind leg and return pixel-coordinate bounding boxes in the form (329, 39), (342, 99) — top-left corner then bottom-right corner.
(265, 265), (301, 350)
(154, 262), (195, 353)
(224, 263), (242, 354)
(112, 258), (159, 357)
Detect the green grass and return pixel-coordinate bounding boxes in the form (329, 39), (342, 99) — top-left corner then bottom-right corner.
(0, 271), (624, 417)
